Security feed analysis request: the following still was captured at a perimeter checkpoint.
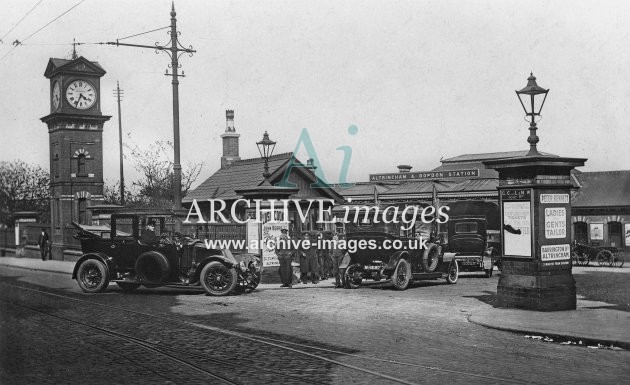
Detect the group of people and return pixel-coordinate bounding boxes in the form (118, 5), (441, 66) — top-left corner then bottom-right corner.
(275, 228), (348, 289)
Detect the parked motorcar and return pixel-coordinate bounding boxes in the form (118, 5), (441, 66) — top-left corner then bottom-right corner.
(443, 216), (494, 277)
(343, 220), (458, 290)
(71, 213), (261, 296)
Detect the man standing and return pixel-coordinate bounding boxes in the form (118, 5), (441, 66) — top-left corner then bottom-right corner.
(330, 233), (345, 288)
(276, 227), (293, 288)
(299, 232), (319, 284)
(38, 228), (49, 261)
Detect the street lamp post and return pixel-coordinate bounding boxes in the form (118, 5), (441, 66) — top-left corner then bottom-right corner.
(256, 131), (276, 186)
(515, 73), (549, 156)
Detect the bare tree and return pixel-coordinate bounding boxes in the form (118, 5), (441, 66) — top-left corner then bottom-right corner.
(0, 160), (50, 224)
(124, 138), (203, 208)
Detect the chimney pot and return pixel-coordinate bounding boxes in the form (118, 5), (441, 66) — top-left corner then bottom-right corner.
(397, 165), (412, 173)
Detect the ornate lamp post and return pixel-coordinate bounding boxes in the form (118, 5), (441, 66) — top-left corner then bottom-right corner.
(256, 131), (276, 185)
(515, 73), (549, 156)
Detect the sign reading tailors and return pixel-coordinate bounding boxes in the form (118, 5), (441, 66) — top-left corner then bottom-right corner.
(541, 244), (571, 261)
(544, 207), (567, 239)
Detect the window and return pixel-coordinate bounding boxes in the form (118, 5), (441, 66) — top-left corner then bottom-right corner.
(455, 222), (478, 234)
(77, 154), (86, 175)
(78, 198), (87, 224)
(573, 222), (588, 244)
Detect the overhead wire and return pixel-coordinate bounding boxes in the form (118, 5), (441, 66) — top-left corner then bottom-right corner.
(0, 0), (45, 43)
(0, 0), (87, 61)
(117, 26), (170, 41)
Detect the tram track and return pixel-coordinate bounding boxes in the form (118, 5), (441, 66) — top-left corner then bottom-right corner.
(0, 281), (532, 384)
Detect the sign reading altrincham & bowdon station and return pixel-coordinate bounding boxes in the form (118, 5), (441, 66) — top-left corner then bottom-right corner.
(369, 169), (479, 181)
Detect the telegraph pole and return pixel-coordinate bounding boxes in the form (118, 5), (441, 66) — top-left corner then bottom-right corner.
(105, 2), (195, 221)
(113, 81), (125, 205)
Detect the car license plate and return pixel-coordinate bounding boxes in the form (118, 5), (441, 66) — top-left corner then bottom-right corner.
(365, 266), (380, 270)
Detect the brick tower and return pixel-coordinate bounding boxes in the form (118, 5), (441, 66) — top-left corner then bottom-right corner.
(221, 110), (240, 168)
(41, 56), (111, 259)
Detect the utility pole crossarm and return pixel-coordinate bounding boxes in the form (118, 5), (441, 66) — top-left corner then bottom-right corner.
(104, 40), (196, 54)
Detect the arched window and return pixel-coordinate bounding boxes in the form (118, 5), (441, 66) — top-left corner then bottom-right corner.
(573, 222), (588, 244)
(78, 198), (87, 224)
(608, 221), (622, 248)
(77, 154), (86, 175)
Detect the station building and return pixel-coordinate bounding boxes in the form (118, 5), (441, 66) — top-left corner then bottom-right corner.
(333, 152), (630, 254)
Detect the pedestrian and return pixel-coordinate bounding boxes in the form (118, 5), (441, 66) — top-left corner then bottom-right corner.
(330, 233), (346, 288)
(276, 227), (293, 288)
(38, 228), (49, 261)
(298, 232), (319, 284)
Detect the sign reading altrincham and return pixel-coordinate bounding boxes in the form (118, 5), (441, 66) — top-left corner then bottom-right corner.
(369, 169), (479, 181)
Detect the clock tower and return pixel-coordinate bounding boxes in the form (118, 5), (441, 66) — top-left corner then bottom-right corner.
(41, 56), (111, 259)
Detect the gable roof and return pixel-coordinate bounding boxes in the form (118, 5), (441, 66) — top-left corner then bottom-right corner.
(572, 170), (630, 207)
(184, 152), (343, 203)
(441, 150), (557, 164)
(44, 56), (106, 78)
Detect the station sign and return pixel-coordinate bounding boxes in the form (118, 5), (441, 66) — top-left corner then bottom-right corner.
(369, 169), (478, 182)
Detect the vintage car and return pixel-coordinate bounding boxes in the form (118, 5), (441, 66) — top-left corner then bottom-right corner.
(442, 216), (494, 277)
(71, 213), (261, 296)
(343, 221), (458, 290)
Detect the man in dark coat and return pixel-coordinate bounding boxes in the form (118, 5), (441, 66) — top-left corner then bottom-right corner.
(37, 228), (49, 261)
(276, 227), (293, 288)
(141, 220), (160, 245)
(298, 232), (319, 284)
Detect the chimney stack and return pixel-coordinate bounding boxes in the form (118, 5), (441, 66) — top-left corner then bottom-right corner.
(221, 110), (240, 168)
(397, 165), (412, 173)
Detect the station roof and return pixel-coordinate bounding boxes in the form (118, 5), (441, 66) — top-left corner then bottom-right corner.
(184, 152), (343, 203)
(572, 170), (630, 207)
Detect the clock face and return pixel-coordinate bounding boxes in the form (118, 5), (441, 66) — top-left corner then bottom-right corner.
(52, 81), (61, 110)
(65, 79), (97, 110)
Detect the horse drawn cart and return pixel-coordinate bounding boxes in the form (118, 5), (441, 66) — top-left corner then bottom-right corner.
(571, 241), (624, 267)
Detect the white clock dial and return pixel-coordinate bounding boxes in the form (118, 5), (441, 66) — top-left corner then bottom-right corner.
(52, 81), (61, 110)
(65, 79), (97, 110)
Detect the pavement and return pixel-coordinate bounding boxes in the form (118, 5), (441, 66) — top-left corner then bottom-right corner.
(2, 255), (629, 349)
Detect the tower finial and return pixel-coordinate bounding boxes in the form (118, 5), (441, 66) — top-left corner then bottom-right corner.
(71, 38), (78, 59)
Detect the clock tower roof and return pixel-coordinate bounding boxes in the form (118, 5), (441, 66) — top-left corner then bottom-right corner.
(44, 56), (106, 78)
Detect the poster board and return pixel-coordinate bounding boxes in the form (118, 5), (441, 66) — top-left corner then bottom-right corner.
(503, 201), (532, 257)
(590, 223), (604, 240)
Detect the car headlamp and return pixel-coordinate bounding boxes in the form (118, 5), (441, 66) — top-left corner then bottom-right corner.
(239, 261), (247, 270)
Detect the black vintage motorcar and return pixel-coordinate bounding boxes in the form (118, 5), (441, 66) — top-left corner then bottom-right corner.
(343, 221), (458, 290)
(442, 216), (495, 277)
(71, 213), (261, 296)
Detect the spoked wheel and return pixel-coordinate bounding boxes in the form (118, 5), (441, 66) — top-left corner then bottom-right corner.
(391, 259), (411, 290)
(200, 261), (238, 296)
(612, 253), (625, 268)
(578, 252), (590, 266)
(597, 250), (613, 267)
(446, 260), (459, 284)
(116, 282), (141, 293)
(344, 264), (363, 289)
(76, 259), (109, 293)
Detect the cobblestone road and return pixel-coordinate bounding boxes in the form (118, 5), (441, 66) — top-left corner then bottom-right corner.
(1, 266), (628, 384)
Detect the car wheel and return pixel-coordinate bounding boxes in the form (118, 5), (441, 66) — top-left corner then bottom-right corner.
(200, 261), (238, 296)
(391, 259), (411, 290)
(484, 268), (493, 278)
(135, 251), (170, 285)
(421, 244), (439, 272)
(597, 250), (612, 267)
(446, 260), (459, 284)
(344, 264), (363, 289)
(76, 259), (109, 293)
(116, 282), (141, 293)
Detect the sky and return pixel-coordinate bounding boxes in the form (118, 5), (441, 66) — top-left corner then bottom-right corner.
(1, 0), (629, 190)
